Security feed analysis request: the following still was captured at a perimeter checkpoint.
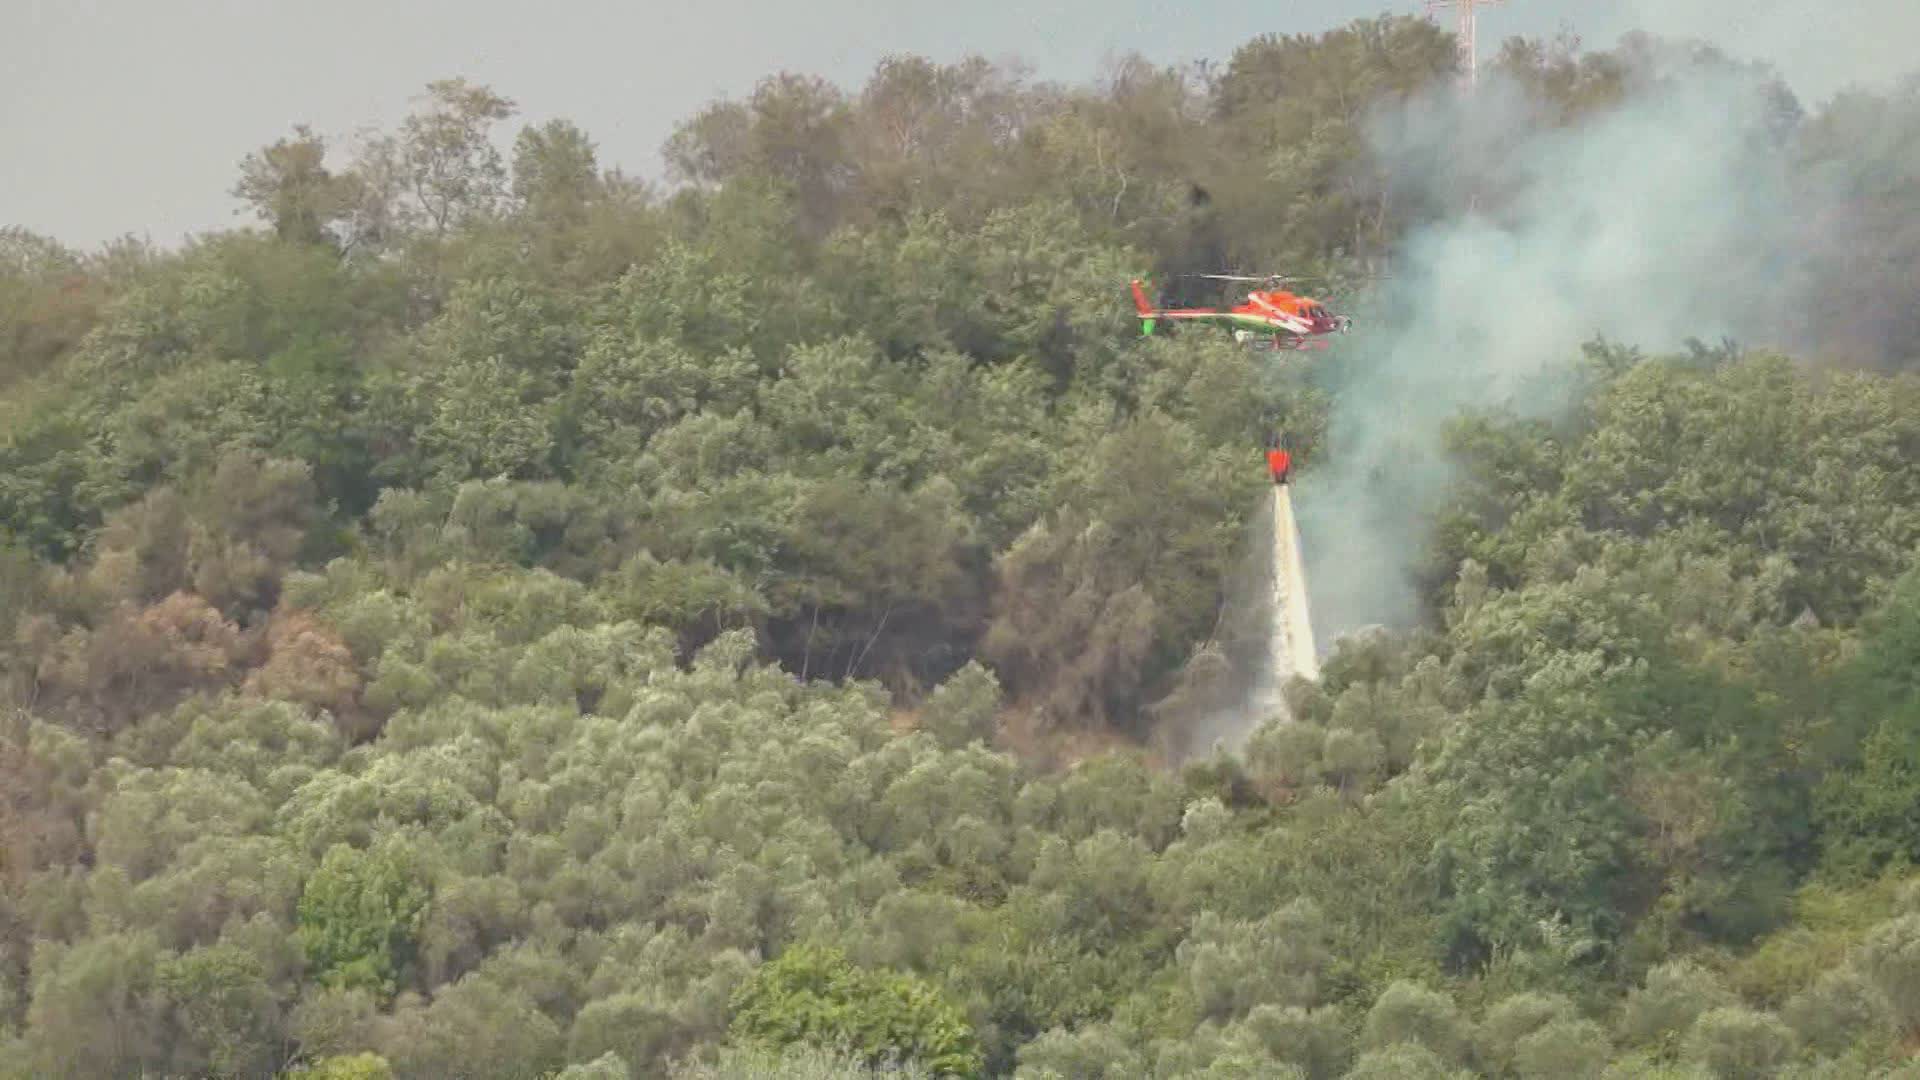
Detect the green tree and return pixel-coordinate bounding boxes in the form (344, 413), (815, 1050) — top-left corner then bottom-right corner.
(400, 78), (518, 233)
(22, 932), (168, 1077)
(0, 228), (106, 387)
(290, 1053), (396, 1079)
(233, 125), (356, 246)
(728, 944), (983, 1077)
(1680, 1006), (1795, 1078)
(374, 975), (564, 1080)
(918, 662), (1002, 749)
(1781, 968), (1892, 1058)
(296, 842), (430, 998)
(1178, 899), (1330, 1020)
(1620, 960), (1740, 1051)
(1342, 1042), (1469, 1080)
(1360, 981), (1469, 1067)
(157, 941), (281, 1077)
(513, 119), (601, 227)
(1512, 1018), (1611, 1080)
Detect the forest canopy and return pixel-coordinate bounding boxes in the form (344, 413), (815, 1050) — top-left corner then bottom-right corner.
(5, 15), (1920, 1078)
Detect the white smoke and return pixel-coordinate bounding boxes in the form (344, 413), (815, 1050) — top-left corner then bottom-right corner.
(1611, 0), (1920, 106)
(1295, 54), (1818, 642)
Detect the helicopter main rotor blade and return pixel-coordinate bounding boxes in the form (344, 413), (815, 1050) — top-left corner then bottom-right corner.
(1192, 273), (1299, 282)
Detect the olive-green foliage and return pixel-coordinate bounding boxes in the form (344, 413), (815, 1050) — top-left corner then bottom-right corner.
(1178, 899), (1330, 1020)
(1850, 913), (1920, 1036)
(0, 228), (112, 389)
(157, 939), (283, 1077)
(291, 1053), (397, 1080)
(1619, 960), (1740, 1051)
(567, 993), (686, 1078)
(1680, 1006), (1796, 1078)
(296, 842), (430, 998)
(1815, 568), (1920, 879)
(728, 944), (982, 1077)
(1012, 1023), (1144, 1079)
(374, 974), (566, 1080)
(1597, 1054), (1715, 1080)
(1239, 1005), (1349, 1080)
(918, 662), (1002, 750)
(20, 932), (168, 1077)
(1405, 349), (1920, 964)
(1342, 1042), (1470, 1080)
(4, 20), (1920, 1080)
(1360, 981), (1470, 1066)
(1783, 968), (1893, 1057)
(1476, 991), (1573, 1058)
(674, 1042), (935, 1078)
(1143, 1020), (1311, 1079)
(1511, 1018), (1611, 1080)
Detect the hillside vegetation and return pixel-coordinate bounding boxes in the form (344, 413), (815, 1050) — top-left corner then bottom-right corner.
(4, 17), (1920, 1078)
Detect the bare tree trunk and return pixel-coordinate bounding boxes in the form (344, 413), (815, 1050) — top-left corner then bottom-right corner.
(847, 602), (895, 679)
(800, 603), (819, 682)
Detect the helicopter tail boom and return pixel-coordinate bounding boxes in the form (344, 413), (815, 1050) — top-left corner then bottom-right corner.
(1129, 279), (1157, 335)
(1129, 279), (1155, 315)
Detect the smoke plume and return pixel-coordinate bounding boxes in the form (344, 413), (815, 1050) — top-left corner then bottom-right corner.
(1294, 49), (1846, 644)
(1613, 0), (1920, 106)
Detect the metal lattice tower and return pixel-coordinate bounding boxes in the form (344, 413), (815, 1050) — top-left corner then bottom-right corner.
(1425, 0), (1504, 86)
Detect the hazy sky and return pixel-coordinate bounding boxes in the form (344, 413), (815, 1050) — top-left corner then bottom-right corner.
(6, 0), (1915, 250)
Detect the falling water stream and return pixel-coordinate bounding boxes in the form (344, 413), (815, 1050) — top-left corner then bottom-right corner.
(1255, 482), (1319, 717)
(1159, 482), (1320, 763)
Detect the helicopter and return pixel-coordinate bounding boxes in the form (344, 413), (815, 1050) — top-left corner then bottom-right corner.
(1128, 273), (1354, 352)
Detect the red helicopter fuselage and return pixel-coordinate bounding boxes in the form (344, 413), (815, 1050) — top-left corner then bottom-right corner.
(1129, 279), (1350, 350)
